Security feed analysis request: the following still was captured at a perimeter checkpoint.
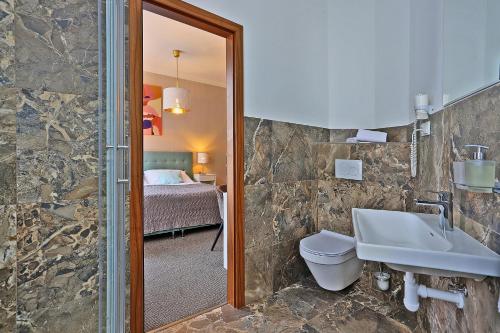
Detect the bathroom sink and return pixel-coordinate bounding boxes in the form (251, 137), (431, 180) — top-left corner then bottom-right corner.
(352, 208), (500, 279)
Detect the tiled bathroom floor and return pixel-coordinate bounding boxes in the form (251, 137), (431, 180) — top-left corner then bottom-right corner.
(155, 277), (422, 333)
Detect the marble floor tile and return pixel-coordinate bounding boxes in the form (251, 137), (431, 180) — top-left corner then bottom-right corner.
(345, 284), (397, 316)
(160, 279), (419, 333)
(311, 306), (412, 333)
(255, 282), (344, 322)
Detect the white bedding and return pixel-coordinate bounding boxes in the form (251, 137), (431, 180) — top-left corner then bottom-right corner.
(144, 169), (195, 185)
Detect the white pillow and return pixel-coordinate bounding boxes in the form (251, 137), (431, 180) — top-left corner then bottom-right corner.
(144, 169), (182, 185)
(144, 169), (194, 185)
(180, 171), (194, 183)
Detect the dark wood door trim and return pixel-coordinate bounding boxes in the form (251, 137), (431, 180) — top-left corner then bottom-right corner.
(129, 1), (244, 331)
(129, 0), (144, 332)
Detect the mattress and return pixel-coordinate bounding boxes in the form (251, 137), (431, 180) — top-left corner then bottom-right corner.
(143, 183), (223, 235)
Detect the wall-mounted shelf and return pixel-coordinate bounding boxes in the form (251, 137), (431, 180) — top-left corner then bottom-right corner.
(453, 182), (500, 194)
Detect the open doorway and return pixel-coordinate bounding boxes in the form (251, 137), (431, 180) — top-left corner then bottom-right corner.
(129, 1), (244, 332)
(142, 10), (227, 331)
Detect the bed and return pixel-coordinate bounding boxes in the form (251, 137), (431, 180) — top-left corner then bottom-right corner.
(143, 152), (223, 236)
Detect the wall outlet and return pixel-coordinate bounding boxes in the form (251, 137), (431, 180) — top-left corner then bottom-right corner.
(335, 159), (363, 181)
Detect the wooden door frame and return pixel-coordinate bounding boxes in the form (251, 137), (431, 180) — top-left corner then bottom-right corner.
(129, 0), (245, 331)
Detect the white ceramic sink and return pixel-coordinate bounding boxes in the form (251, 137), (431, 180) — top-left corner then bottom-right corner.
(352, 208), (500, 279)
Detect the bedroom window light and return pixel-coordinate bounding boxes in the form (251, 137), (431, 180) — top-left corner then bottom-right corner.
(163, 49), (190, 114)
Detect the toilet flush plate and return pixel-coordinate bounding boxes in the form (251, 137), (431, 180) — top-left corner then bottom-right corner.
(335, 159), (362, 180)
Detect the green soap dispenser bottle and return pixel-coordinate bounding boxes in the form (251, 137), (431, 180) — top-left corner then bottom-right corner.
(464, 145), (496, 188)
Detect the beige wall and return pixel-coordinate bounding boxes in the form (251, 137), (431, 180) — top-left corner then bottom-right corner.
(143, 71), (227, 185)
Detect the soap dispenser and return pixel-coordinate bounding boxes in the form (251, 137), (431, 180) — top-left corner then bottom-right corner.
(464, 145), (496, 188)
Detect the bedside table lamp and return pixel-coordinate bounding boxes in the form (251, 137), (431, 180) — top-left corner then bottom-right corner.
(197, 152), (209, 174)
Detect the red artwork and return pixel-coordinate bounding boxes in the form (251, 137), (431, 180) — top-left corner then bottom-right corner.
(143, 84), (163, 135)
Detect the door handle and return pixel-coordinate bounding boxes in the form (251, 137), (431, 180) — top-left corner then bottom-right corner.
(106, 145), (128, 149)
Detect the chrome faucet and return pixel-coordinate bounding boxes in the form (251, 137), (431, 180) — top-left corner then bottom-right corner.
(415, 191), (454, 234)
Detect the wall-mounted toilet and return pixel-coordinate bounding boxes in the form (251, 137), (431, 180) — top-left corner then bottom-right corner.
(300, 230), (364, 291)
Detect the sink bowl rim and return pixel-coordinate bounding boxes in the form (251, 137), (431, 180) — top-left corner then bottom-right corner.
(352, 208), (500, 278)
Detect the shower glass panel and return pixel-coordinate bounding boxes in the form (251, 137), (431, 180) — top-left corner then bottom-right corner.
(98, 0), (129, 332)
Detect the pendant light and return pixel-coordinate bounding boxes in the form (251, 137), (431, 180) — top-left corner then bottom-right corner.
(163, 49), (190, 114)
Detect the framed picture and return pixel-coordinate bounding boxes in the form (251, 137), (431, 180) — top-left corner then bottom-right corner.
(143, 84), (163, 135)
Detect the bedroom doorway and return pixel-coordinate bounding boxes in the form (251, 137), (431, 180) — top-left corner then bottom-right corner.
(142, 12), (229, 331)
(129, 1), (244, 332)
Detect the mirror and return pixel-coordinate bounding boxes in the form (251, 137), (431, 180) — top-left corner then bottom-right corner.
(443, 0), (500, 105)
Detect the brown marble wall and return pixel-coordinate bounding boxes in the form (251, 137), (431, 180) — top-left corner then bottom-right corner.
(315, 142), (414, 237)
(415, 84), (500, 332)
(314, 141), (416, 320)
(0, 0), (100, 331)
(243, 116), (415, 308)
(245, 85), (499, 331)
(244, 117), (330, 303)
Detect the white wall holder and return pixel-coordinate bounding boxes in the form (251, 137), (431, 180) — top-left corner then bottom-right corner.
(420, 121), (431, 136)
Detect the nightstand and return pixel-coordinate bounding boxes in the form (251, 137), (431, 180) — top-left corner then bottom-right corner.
(194, 173), (216, 185)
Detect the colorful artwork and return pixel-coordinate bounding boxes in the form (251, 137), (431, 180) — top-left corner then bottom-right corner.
(143, 84), (163, 135)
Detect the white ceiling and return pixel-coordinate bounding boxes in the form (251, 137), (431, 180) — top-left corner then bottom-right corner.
(143, 10), (227, 88)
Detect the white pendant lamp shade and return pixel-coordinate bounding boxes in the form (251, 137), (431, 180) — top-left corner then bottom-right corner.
(163, 49), (190, 114)
(163, 87), (190, 114)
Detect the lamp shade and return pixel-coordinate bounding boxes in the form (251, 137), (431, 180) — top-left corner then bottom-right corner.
(163, 87), (190, 114)
(197, 152), (209, 164)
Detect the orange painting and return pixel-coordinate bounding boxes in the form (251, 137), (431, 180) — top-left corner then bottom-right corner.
(143, 84), (163, 135)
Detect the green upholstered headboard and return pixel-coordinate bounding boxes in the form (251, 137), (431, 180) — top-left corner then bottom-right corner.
(143, 152), (193, 178)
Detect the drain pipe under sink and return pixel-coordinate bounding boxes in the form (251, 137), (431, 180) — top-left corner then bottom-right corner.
(404, 272), (465, 311)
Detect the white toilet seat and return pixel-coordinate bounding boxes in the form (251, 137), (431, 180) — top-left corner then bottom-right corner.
(300, 246), (357, 265)
(300, 230), (364, 291)
(300, 230), (356, 257)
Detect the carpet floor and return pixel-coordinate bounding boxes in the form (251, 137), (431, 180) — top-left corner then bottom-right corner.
(144, 226), (226, 331)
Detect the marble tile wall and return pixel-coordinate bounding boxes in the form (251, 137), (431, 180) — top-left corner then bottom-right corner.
(314, 141), (416, 319)
(243, 116), (415, 307)
(244, 117), (330, 303)
(0, 205), (16, 332)
(0, 0), (100, 331)
(415, 84), (500, 332)
(315, 142), (414, 236)
(244, 87), (499, 330)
